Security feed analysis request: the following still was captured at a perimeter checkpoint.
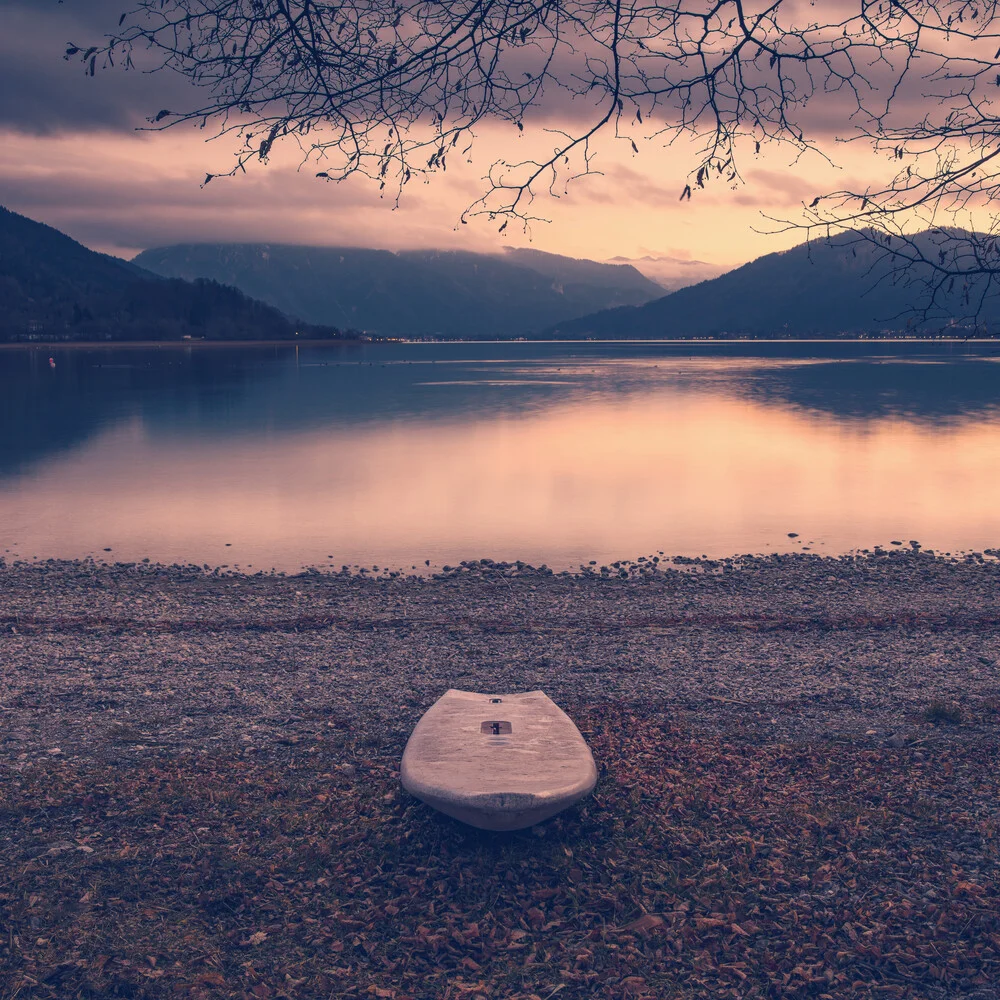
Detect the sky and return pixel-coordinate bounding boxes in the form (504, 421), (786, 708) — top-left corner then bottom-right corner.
(0, 0), (911, 269)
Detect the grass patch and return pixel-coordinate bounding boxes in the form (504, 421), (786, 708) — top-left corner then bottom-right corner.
(922, 700), (963, 725)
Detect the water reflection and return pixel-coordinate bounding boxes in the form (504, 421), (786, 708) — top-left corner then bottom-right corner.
(1, 342), (998, 568)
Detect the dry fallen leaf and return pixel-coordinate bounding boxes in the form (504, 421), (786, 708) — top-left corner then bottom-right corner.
(624, 913), (665, 934)
(3, 558), (1000, 1000)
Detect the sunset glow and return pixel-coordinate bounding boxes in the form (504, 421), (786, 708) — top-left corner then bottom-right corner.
(0, 2), (934, 268)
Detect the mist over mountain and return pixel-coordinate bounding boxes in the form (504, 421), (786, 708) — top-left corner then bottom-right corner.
(0, 206), (344, 342)
(604, 254), (726, 291)
(133, 243), (663, 338)
(551, 230), (1000, 338)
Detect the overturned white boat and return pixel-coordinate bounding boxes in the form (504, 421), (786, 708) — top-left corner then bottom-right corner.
(400, 689), (598, 831)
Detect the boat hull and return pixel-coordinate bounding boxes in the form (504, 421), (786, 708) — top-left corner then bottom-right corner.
(400, 689), (598, 831)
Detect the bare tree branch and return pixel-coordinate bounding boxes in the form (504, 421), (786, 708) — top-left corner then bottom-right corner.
(73, 1), (1000, 321)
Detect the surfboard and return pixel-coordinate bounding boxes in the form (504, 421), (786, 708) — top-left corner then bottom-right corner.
(400, 689), (598, 831)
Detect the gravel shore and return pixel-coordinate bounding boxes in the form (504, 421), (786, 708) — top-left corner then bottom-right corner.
(2, 553), (999, 1000)
(1, 551), (999, 756)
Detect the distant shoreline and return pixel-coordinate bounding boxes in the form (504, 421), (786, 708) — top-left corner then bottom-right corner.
(3, 335), (1000, 349)
(0, 338), (364, 351)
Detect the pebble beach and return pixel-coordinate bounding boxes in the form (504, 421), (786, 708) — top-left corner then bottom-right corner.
(3, 551), (999, 751)
(2, 552), (999, 999)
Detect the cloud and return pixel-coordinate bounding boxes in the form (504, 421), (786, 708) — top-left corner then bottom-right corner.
(0, 127), (504, 257)
(0, 1), (201, 133)
(0, 1), (941, 145)
(0, 0), (967, 215)
(0, 1), (945, 269)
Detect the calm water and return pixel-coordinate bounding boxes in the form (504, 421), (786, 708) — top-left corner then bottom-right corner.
(1, 340), (999, 571)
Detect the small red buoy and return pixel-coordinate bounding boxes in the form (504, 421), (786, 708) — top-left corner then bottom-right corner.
(48, 357), (56, 369)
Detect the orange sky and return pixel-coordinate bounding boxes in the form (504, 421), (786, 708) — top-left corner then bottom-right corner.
(0, 120), (903, 268)
(0, 0), (974, 270)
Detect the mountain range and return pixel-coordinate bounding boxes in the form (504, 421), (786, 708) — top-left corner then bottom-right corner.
(550, 230), (999, 338)
(4, 204), (996, 342)
(133, 243), (664, 339)
(0, 206), (344, 342)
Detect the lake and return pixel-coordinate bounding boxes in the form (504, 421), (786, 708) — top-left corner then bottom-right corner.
(1, 340), (999, 572)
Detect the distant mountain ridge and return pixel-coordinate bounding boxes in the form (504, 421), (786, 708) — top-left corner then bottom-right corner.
(603, 254), (726, 291)
(0, 206), (345, 342)
(133, 242), (664, 338)
(10, 206), (988, 343)
(549, 230), (1000, 338)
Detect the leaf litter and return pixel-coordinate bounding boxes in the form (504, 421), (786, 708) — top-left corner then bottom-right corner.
(0, 552), (998, 999)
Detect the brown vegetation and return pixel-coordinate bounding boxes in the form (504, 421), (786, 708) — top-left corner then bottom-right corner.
(1, 555), (999, 998)
(2, 708), (999, 999)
